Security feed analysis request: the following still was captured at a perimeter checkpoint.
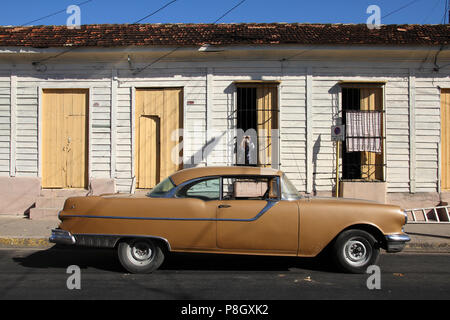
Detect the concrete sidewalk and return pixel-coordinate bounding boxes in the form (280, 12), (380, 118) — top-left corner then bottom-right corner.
(0, 216), (58, 248)
(0, 216), (449, 252)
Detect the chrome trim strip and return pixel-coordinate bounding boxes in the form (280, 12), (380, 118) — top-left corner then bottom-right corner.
(385, 233), (410, 253)
(49, 229), (76, 245)
(73, 233), (172, 251)
(62, 200), (278, 222)
(385, 233), (411, 242)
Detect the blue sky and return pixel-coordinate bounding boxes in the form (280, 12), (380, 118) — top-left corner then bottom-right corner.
(1, 0), (448, 26)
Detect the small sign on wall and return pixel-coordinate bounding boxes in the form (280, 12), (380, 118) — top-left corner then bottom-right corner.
(331, 125), (345, 141)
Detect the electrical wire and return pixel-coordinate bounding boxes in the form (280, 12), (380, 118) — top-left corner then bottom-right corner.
(381, 0), (423, 20)
(31, 0), (181, 67)
(420, 0), (444, 24)
(212, 0), (247, 24)
(133, 0), (248, 75)
(20, 0), (94, 27)
(133, 0), (178, 24)
(442, 0), (449, 23)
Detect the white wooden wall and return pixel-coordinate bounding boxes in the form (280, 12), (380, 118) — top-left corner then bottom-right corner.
(0, 73), (10, 174)
(415, 71), (450, 193)
(0, 57), (448, 194)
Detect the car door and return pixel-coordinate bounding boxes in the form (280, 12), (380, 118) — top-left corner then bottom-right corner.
(167, 177), (221, 250)
(216, 176), (299, 254)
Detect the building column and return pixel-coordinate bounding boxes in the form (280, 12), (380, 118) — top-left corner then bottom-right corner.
(10, 72), (17, 177)
(409, 69), (416, 193)
(306, 67), (313, 194)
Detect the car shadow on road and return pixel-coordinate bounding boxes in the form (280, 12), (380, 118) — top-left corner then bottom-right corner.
(161, 252), (335, 273)
(12, 246), (124, 273)
(12, 246), (336, 273)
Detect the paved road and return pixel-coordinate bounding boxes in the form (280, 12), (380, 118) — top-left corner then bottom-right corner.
(0, 247), (449, 300)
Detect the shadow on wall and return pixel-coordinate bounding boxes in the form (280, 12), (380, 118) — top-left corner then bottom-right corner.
(184, 131), (227, 169)
(312, 134), (321, 195)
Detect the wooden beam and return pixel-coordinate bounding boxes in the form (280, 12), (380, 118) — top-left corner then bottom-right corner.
(111, 69), (118, 179)
(409, 69), (416, 193)
(306, 67), (313, 194)
(10, 73), (16, 177)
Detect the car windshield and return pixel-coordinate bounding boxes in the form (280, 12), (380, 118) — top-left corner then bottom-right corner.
(280, 173), (301, 200)
(147, 177), (176, 198)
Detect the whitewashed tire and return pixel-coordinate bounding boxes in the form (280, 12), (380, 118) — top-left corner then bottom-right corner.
(332, 229), (380, 274)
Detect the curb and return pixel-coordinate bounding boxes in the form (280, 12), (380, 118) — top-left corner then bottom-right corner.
(0, 237), (449, 253)
(0, 237), (52, 248)
(404, 242), (450, 253)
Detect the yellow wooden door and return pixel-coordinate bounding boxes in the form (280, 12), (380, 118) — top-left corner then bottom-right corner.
(135, 88), (183, 188)
(256, 86), (278, 168)
(42, 89), (88, 188)
(441, 89), (450, 190)
(360, 87), (383, 181)
(138, 116), (159, 188)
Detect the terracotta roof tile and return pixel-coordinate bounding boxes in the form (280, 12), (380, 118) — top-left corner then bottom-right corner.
(0, 23), (448, 48)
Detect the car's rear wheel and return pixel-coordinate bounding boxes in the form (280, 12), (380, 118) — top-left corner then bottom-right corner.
(117, 238), (164, 274)
(331, 229), (380, 274)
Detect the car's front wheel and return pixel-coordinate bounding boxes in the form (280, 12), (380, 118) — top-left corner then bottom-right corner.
(331, 229), (380, 274)
(117, 238), (165, 274)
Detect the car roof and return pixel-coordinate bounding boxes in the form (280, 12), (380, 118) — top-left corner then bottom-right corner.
(170, 166), (282, 186)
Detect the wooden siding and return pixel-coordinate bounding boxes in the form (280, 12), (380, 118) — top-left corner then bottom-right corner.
(10, 71), (112, 180)
(414, 72), (449, 193)
(0, 60), (448, 195)
(441, 89), (450, 190)
(115, 68), (205, 192)
(312, 67), (411, 193)
(0, 74), (10, 175)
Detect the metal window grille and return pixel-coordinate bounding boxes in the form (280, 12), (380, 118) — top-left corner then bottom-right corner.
(234, 87), (279, 167)
(341, 88), (386, 181)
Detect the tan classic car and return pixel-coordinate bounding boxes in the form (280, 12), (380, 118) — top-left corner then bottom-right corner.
(50, 166), (410, 274)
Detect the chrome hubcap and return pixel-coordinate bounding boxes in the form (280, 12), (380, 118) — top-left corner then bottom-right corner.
(343, 238), (371, 267)
(128, 241), (154, 266)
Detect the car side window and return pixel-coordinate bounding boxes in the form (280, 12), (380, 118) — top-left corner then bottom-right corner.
(222, 176), (279, 200)
(176, 178), (220, 201)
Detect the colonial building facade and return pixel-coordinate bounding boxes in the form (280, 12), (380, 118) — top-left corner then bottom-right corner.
(0, 23), (449, 217)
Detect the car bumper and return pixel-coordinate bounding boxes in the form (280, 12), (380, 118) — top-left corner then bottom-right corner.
(49, 229), (76, 245)
(385, 233), (411, 253)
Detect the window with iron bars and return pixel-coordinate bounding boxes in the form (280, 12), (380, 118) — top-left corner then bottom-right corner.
(235, 85), (279, 168)
(341, 86), (385, 182)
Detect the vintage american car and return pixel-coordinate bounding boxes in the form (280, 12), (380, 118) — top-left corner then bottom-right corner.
(50, 166), (410, 274)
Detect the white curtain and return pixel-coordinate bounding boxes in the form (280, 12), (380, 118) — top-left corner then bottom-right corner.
(346, 111), (382, 154)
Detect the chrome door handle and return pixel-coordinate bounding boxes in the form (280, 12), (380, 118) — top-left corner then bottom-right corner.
(218, 204), (231, 209)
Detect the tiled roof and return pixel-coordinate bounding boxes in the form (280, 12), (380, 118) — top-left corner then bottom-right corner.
(0, 23), (448, 48)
